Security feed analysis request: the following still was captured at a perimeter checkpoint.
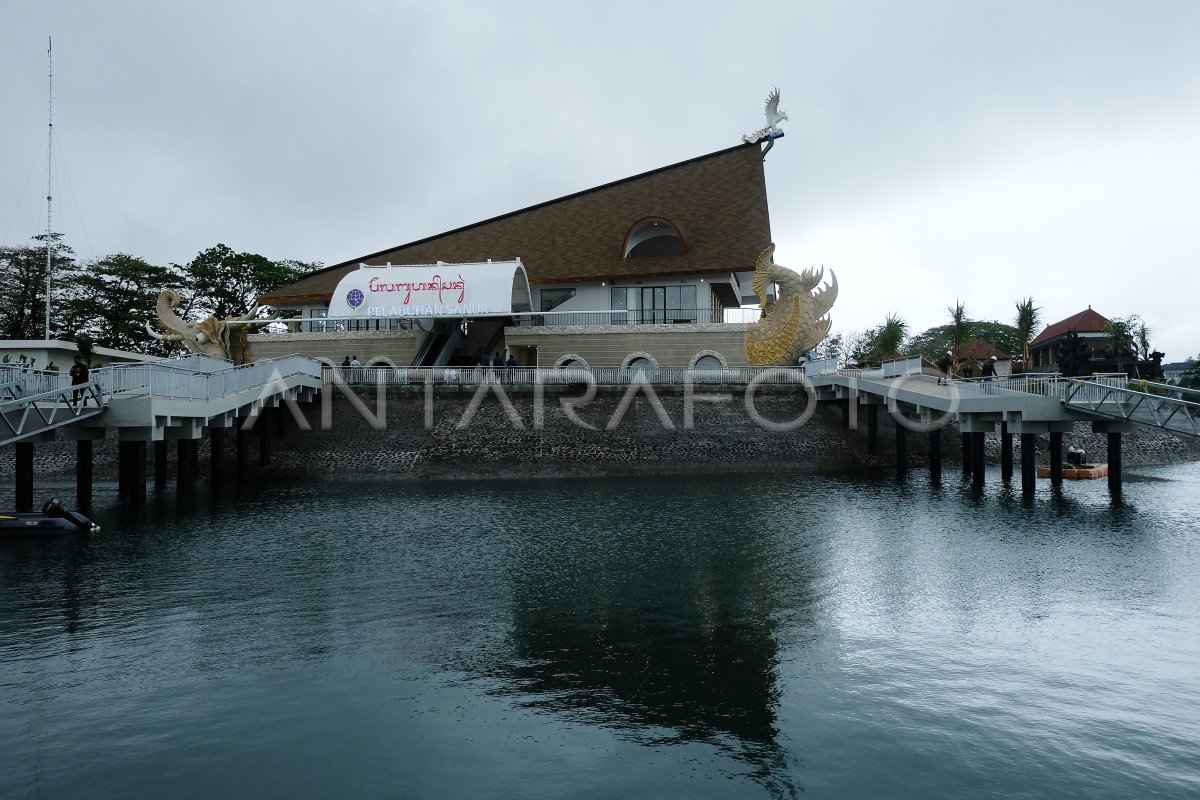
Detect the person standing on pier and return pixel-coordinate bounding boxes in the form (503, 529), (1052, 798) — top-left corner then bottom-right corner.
(70, 355), (90, 407)
(982, 356), (997, 380)
(939, 351), (953, 385)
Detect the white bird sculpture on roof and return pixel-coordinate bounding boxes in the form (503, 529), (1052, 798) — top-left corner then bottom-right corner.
(764, 87), (788, 130)
(742, 87), (789, 154)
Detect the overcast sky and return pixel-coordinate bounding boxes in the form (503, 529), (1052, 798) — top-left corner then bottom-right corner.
(3, 0), (1197, 359)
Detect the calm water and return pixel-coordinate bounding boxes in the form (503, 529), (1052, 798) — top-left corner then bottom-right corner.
(2, 463), (1199, 799)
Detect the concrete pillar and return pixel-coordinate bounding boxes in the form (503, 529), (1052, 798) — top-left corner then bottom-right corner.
(1000, 422), (1013, 481)
(118, 441), (146, 506)
(1049, 431), (1064, 485)
(14, 442), (34, 513)
(866, 404), (878, 455)
(276, 405), (287, 438)
(971, 431), (985, 490)
(258, 413), (272, 467)
(117, 441), (131, 503)
(115, 442), (125, 502)
(895, 420), (908, 475)
(236, 422), (249, 481)
(928, 428), (942, 482)
(130, 441), (146, 506)
(1108, 431), (1122, 497)
(189, 435), (200, 473)
(210, 428), (225, 485)
(840, 399), (851, 429)
(1021, 433), (1036, 495)
(177, 439), (193, 487)
(76, 440), (93, 507)
(155, 440), (169, 489)
(961, 433), (973, 476)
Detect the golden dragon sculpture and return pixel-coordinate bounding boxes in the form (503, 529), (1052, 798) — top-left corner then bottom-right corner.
(744, 243), (838, 366)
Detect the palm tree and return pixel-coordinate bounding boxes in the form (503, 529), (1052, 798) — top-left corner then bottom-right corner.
(947, 300), (970, 350)
(1134, 321), (1152, 361)
(874, 312), (908, 357)
(1014, 296), (1041, 367)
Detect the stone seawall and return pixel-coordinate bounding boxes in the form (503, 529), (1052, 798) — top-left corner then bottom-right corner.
(265, 385), (889, 479)
(5, 385), (1199, 480)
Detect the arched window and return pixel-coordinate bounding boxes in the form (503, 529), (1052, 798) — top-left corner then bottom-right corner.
(556, 355), (591, 384)
(690, 352), (726, 384)
(627, 356), (658, 383)
(622, 217), (687, 258)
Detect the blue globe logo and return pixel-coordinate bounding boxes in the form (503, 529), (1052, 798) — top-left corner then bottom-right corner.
(346, 289), (364, 309)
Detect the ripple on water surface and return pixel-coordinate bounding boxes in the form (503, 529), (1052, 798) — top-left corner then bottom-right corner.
(2, 464), (1199, 798)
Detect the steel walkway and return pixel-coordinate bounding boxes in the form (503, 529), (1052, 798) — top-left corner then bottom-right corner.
(1, 355), (323, 445)
(0, 382), (106, 445)
(1059, 378), (1200, 438)
(831, 365), (1199, 438)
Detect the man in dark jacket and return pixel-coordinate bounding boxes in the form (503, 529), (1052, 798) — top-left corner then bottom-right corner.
(69, 356), (89, 407)
(938, 351), (953, 385)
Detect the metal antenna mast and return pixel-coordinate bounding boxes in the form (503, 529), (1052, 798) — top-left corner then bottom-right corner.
(43, 36), (54, 340)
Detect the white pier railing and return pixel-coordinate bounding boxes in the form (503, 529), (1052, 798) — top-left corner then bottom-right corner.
(323, 365), (817, 387)
(92, 355), (322, 401)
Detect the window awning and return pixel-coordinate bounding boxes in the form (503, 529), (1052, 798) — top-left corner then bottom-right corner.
(327, 260), (533, 318)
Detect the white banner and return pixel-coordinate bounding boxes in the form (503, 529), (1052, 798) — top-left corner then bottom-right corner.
(328, 260), (532, 318)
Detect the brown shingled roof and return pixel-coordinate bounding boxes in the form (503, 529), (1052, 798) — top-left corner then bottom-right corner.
(1029, 307), (1110, 346)
(260, 142), (772, 306)
(954, 339), (1010, 360)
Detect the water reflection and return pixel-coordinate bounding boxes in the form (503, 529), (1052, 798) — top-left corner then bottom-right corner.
(2, 466), (1197, 799)
(471, 478), (803, 795)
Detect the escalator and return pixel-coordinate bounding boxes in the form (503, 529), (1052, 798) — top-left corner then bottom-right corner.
(411, 320), (450, 367)
(411, 319), (466, 367)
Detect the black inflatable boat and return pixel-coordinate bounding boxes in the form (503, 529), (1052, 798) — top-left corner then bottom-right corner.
(0, 498), (100, 536)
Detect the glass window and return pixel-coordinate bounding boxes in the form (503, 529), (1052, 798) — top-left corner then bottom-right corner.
(619, 285), (704, 323)
(541, 288), (576, 312)
(624, 218), (687, 258)
(628, 357), (657, 383)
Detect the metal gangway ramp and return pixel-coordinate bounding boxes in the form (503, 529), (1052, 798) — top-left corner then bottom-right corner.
(0, 369), (106, 446)
(1057, 378), (1200, 438)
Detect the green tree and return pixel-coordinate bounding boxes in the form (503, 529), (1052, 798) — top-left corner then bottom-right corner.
(905, 325), (953, 365)
(1133, 320), (1153, 361)
(60, 254), (181, 354)
(875, 312), (908, 357)
(1179, 357), (1200, 389)
(845, 315), (909, 365)
(843, 328), (878, 366)
(184, 244), (318, 319)
(1014, 296), (1041, 365)
(1058, 329), (1092, 377)
(968, 321), (1023, 357)
(810, 330), (845, 364)
(1104, 315), (1140, 373)
(947, 300), (970, 349)
(0, 234), (80, 340)
(906, 320), (1022, 366)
